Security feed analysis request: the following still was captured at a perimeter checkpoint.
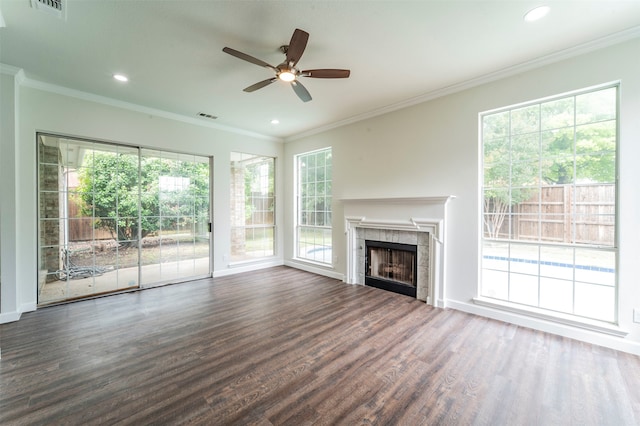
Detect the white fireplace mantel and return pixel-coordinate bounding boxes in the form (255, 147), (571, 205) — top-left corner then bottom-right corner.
(341, 196), (454, 308)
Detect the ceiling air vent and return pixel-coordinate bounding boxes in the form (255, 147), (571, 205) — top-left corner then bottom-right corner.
(197, 112), (218, 120)
(30, 0), (65, 19)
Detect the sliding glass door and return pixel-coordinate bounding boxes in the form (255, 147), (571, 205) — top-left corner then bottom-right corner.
(139, 149), (211, 285)
(37, 134), (211, 305)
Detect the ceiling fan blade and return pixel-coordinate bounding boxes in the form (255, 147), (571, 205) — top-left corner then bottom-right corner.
(291, 80), (312, 102)
(286, 29), (309, 67)
(244, 78), (277, 92)
(301, 69), (351, 78)
(222, 47), (278, 72)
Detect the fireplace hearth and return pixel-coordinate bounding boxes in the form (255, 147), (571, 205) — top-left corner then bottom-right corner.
(365, 240), (417, 297)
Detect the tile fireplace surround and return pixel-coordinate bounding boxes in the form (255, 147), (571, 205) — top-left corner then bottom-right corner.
(342, 196), (454, 308)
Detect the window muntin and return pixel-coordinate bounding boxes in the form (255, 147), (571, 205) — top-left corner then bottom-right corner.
(230, 152), (275, 262)
(480, 85), (618, 323)
(295, 148), (332, 264)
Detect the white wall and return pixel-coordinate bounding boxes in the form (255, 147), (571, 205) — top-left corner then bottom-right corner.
(284, 39), (640, 354)
(0, 80), (284, 321)
(0, 68), (20, 322)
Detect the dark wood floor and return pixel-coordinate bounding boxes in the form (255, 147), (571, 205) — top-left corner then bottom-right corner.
(1, 266), (639, 425)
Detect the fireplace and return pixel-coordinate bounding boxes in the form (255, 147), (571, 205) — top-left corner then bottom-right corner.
(342, 196), (455, 307)
(365, 240), (417, 297)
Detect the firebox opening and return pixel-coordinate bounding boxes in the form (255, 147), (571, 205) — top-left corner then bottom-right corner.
(365, 240), (417, 297)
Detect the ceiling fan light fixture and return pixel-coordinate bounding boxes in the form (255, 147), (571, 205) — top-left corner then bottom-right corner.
(278, 71), (296, 82)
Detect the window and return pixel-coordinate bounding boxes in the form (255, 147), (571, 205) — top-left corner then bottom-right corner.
(481, 85), (618, 323)
(295, 148), (332, 264)
(230, 152), (275, 262)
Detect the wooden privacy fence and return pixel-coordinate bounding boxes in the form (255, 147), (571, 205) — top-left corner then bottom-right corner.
(497, 183), (615, 245)
(67, 199), (112, 242)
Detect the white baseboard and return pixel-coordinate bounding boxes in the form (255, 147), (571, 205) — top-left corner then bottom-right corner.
(0, 302), (36, 324)
(0, 311), (21, 324)
(446, 299), (640, 356)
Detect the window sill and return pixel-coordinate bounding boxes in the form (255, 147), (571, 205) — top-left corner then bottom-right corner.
(473, 296), (628, 338)
(291, 257), (333, 269)
(285, 258), (343, 281)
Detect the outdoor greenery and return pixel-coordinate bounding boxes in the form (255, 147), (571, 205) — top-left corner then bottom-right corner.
(299, 149), (332, 227)
(482, 87), (616, 239)
(77, 151), (209, 247)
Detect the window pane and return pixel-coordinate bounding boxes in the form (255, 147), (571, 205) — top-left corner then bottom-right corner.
(483, 163), (510, 188)
(575, 121), (616, 156)
(574, 248), (615, 285)
(541, 127), (574, 161)
(541, 97), (574, 130)
(574, 283), (615, 322)
(576, 88), (616, 125)
(481, 270), (509, 299)
(511, 105), (539, 135)
(482, 241), (509, 271)
(539, 277), (573, 313)
(575, 153), (616, 183)
(483, 111), (509, 140)
(511, 133), (539, 163)
(509, 273), (538, 306)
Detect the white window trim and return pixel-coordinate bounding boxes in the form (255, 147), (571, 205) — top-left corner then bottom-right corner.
(294, 147), (333, 266)
(478, 82), (620, 327)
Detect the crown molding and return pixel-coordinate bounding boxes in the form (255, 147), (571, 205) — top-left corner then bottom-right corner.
(285, 26), (640, 142)
(340, 196), (455, 205)
(0, 63), (24, 81)
(15, 74), (282, 143)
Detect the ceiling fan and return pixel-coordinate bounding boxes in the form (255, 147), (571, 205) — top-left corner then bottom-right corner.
(222, 28), (350, 102)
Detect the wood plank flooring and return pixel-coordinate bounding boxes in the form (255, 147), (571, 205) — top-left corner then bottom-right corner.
(1, 266), (639, 425)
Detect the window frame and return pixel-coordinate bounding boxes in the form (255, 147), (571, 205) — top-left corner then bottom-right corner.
(294, 147), (333, 266)
(478, 82), (620, 325)
(229, 152), (276, 263)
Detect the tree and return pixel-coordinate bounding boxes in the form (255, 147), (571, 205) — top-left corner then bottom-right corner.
(77, 152), (209, 247)
(541, 123), (615, 185)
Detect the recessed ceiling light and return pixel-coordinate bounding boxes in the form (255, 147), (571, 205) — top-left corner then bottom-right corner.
(271, 119), (280, 125)
(113, 74), (129, 82)
(524, 5), (550, 22)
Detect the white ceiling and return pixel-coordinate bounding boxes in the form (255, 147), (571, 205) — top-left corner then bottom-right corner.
(1, 0), (639, 140)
